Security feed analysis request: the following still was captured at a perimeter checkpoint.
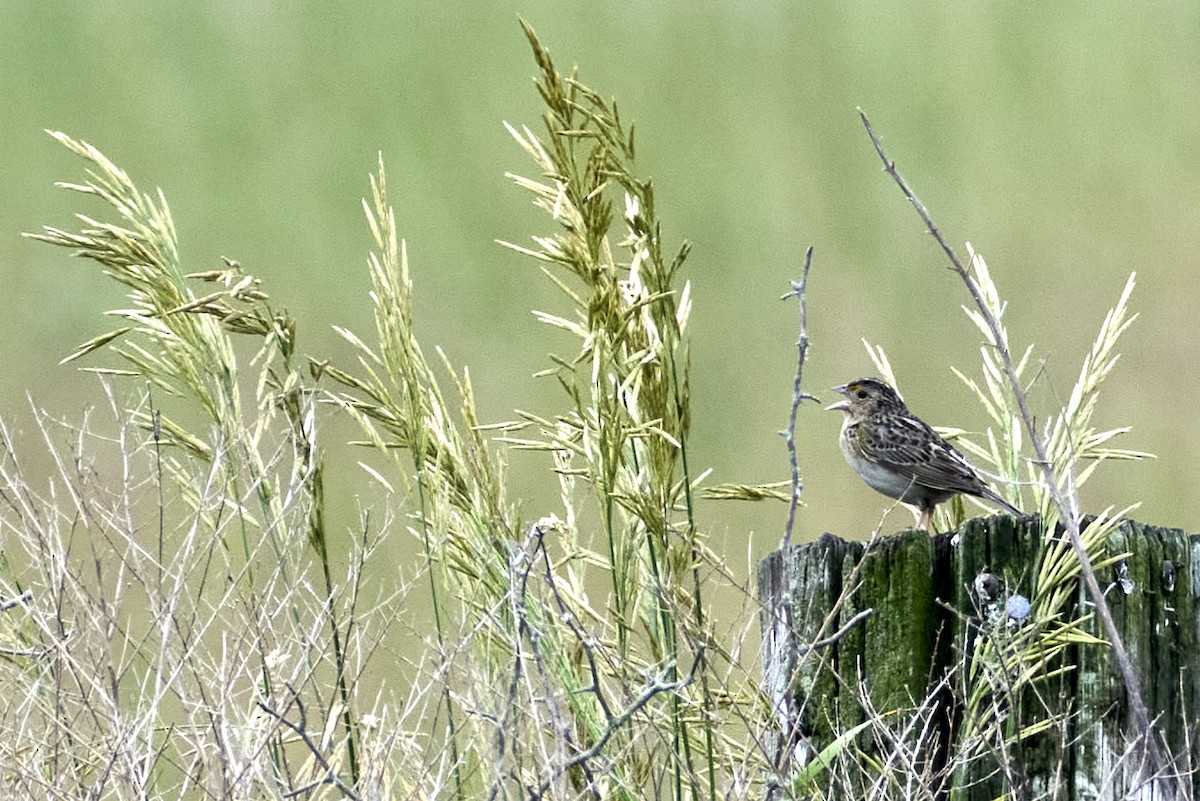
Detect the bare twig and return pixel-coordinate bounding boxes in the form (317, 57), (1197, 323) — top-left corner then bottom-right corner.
(1, 589), (32, 612)
(530, 663), (697, 800)
(257, 689), (362, 801)
(804, 607), (874, 654)
(858, 108), (1173, 797)
(781, 246), (817, 552)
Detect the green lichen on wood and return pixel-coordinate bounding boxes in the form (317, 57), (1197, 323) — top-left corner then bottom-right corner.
(758, 534), (865, 751)
(945, 515), (1065, 801)
(853, 529), (936, 714)
(834, 544), (869, 735)
(948, 514), (1041, 612)
(790, 535), (856, 744)
(1074, 520), (1199, 794)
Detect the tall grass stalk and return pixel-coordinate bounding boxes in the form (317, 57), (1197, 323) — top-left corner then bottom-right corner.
(318, 23), (751, 798)
(499, 21), (716, 798)
(22, 132), (366, 791)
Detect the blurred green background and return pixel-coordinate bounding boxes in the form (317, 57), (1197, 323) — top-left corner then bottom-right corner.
(3, 3), (1199, 578)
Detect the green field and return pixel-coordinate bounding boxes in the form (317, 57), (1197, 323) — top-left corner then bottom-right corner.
(4, 2), (1196, 558)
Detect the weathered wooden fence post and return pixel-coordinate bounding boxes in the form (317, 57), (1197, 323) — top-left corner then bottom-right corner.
(758, 516), (1200, 799)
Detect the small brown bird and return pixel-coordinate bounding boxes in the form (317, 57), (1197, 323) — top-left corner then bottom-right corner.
(827, 377), (1019, 531)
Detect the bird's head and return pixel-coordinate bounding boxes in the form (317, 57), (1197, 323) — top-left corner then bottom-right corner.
(826, 377), (906, 420)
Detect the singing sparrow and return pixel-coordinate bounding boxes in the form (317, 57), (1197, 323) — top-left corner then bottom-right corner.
(827, 377), (1019, 531)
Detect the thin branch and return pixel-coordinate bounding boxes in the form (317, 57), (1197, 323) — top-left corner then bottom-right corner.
(530, 662), (698, 800)
(486, 519), (556, 801)
(804, 607), (874, 654)
(858, 108), (1173, 797)
(1, 589), (33, 612)
(781, 246), (817, 552)
(257, 690), (362, 801)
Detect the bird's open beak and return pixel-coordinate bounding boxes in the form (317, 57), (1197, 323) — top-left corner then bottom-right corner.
(825, 384), (850, 412)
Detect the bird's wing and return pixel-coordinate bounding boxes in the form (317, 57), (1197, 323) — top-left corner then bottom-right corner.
(860, 413), (989, 496)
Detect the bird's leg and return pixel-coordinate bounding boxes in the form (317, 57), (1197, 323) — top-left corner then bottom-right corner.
(917, 505), (933, 532)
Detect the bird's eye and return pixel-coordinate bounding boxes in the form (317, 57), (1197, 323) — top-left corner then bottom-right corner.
(855, 389), (869, 399)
